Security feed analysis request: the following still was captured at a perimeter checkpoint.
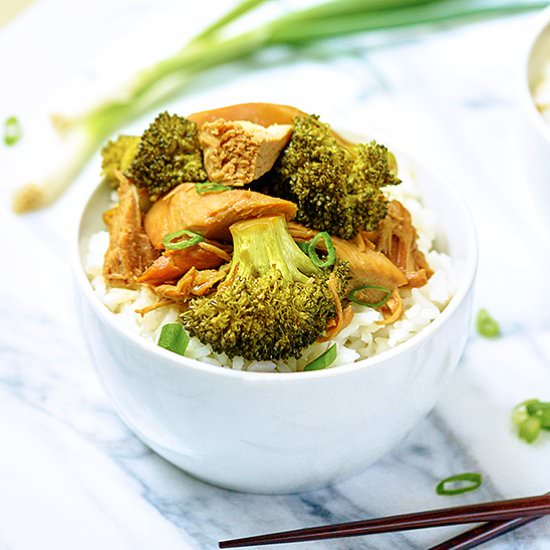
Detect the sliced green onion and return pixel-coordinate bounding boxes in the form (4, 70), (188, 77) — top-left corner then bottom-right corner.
(162, 229), (204, 250)
(511, 399), (539, 426)
(511, 398), (550, 442)
(476, 308), (501, 338)
(540, 408), (550, 430)
(519, 416), (542, 444)
(308, 231), (336, 268)
(195, 181), (231, 194)
(4, 116), (22, 146)
(349, 285), (392, 308)
(304, 344), (337, 371)
(436, 473), (482, 496)
(157, 323), (189, 356)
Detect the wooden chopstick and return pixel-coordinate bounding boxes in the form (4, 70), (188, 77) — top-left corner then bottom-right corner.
(218, 494), (550, 548)
(428, 516), (540, 550)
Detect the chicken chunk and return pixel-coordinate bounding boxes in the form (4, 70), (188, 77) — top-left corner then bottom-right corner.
(144, 182), (297, 247)
(288, 222), (408, 291)
(103, 176), (158, 287)
(199, 119), (292, 186)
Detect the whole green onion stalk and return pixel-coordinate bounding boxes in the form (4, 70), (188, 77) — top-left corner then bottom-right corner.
(12, 0), (548, 213)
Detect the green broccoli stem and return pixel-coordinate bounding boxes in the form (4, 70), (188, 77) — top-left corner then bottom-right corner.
(230, 216), (320, 283)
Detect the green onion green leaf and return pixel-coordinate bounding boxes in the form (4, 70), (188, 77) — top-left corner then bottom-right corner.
(476, 308), (501, 338)
(349, 285), (392, 308)
(4, 116), (22, 146)
(304, 344), (337, 371)
(162, 229), (204, 250)
(195, 181), (231, 194)
(436, 473), (482, 496)
(157, 323), (189, 356)
(308, 232), (336, 268)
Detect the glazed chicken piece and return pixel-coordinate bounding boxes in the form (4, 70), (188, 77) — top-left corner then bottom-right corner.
(144, 183), (297, 248)
(188, 102), (353, 145)
(138, 240), (231, 285)
(288, 222), (408, 292)
(103, 176), (158, 288)
(199, 119), (292, 186)
(366, 200), (433, 288)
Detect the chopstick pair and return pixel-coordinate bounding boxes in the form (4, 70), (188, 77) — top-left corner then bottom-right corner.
(219, 493), (550, 548)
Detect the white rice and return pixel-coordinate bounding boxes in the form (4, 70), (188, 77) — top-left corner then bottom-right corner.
(85, 171), (459, 373)
(534, 63), (550, 124)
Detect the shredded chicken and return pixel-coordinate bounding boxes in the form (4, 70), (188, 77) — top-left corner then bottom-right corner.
(138, 240), (232, 285)
(103, 175), (157, 288)
(152, 265), (230, 306)
(288, 222), (407, 291)
(318, 274), (354, 342)
(199, 119), (292, 186)
(377, 289), (403, 325)
(145, 182), (297, 247)
(366, 200), (433, 288)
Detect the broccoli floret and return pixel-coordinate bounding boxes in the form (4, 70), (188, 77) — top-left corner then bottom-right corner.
(100, 135), (140, 188)
(126, 112), (207, 201)
(267, 115), (400, 239)
(182, 215), (348, 361)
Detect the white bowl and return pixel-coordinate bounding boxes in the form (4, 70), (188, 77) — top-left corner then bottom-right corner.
(520, 6), (550, 216)
(72, 135), (477, 494)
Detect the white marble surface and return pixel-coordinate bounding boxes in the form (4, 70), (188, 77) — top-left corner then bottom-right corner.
(1, 0), (550, 548)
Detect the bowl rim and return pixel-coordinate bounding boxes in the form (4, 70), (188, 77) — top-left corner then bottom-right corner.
(521, 5), (550, 144)
(72, 130), (478, 381)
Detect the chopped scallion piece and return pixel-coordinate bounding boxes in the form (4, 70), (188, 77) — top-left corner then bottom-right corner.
(158, 323), (189, 356)
(476, 308), (500, 338)
(519, 416), (542, 444)
(308, 232), (336, 268)
(195, 181), (231, 194)
(512, 398), (550, 442)
(436, 473), (482, 496)
(4, 116), (22, 146)
(304, 344), (337, 371)
(349, 285), (392, 308)
(162, 229), (204, 250)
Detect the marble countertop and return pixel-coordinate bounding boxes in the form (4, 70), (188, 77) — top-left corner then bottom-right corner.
(1, 1), (550, 548)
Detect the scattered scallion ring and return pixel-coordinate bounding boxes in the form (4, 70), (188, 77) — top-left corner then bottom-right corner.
(195, 181), (231, 194)
(476, 308), (501, 338)
(162, 229), (204, 250)
(436, 473), (482, 496)
(157, 323), (189, 356)
(512, 398), (550, 443)
(307, 232), (336, 268)
(304, 344), (337, 371)
(349, 285), (392, 308)
(4, 116), (22, 146)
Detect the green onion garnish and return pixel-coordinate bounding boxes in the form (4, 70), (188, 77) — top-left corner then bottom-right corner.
(4, 116), (22, 146)
(195, 182), (231, 194)
(307, 232), (336, 268)
(512, 398), (550, 443)
(157, 323), (189, 356)
(162, 229), (204, 250)
(435, 473), (482, 496)
(349, 285), (392, 308)
(476, 308), (500, 338)
(304, 344), (337, 371)
(519, 416), (542, 444)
